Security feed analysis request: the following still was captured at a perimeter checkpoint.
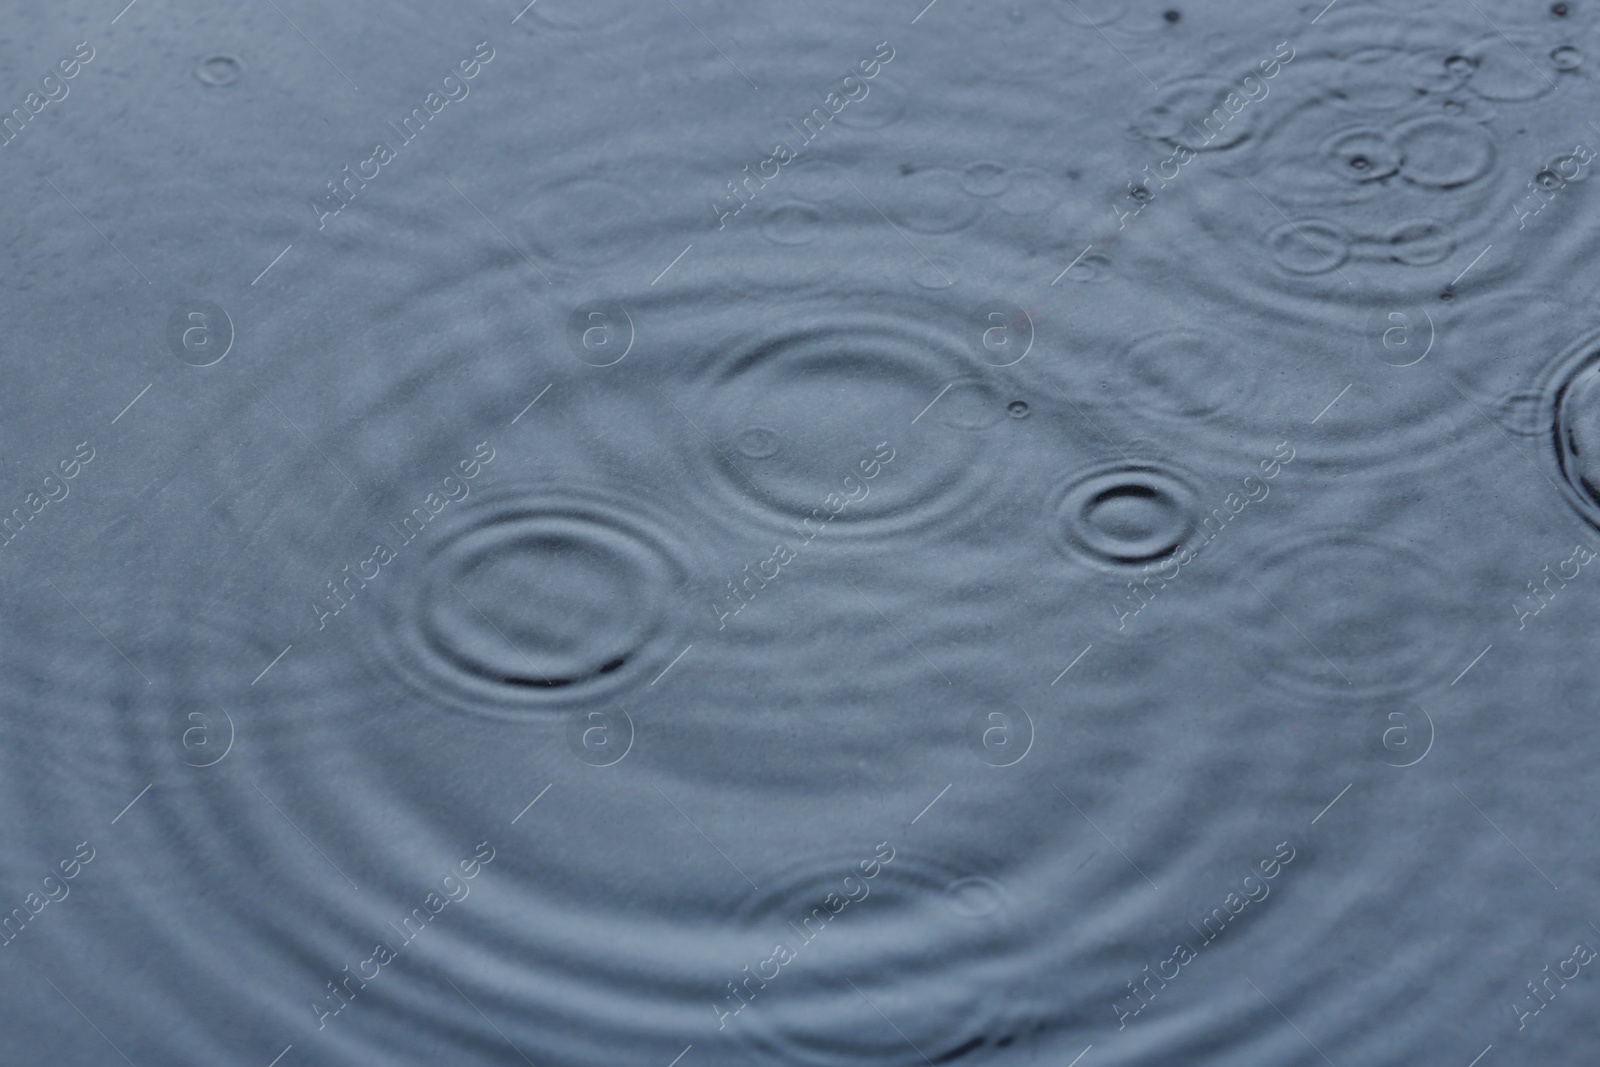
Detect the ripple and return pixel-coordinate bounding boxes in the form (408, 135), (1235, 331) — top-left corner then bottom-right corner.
(686, 306), (1004, 538)
(1137, 76), (1260, 152)
(1498, 389), (1547, 438)
(1370, 216), (1454, 265)
(1248, 102), (1496, 218)
(1393, 114), (1496, 188)
(1264, 216), (1355, 276)
(357, 484), (693, 720)
(1049, 461), (1202, 568)
(14, 7), (1583, 1065)
(736, 425), (784, 459)
(944, 876), (1007, 919)
(885, 168), (983, 235)
(1465, 34), (1563, 100)
(1226, 530), (1468, 700)
(1058, 246), (1113, 282)
(1197, 25), (1509, 302)
(961, 161), (1010, 197)
(1116, 328), (1253, 424)
(996, 168), (1061, 215)
(1323, 126), (1403, 184)
(1534, 154), (1583, 190)
(834, 74), (906, 130)
(761, 199), (824, 245)
(1546, 334), (1600, 529)
(910, 253), (960, 289)
(515, 176), (654, 269)
(1334, 47), (1435, 110)
(724, 848), (1021, 1067)
(194, 55), (241, 87)
(1551, 43), (1583, 70)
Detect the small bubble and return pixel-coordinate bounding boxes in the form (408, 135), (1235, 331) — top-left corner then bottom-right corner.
(1350, 155), (1371, 172)
(1163, 9), (1181, 22)
(1131, 186), (1153, 203)
(1538, 168), (1564, 190)
(1007, 401), (1030, 418)
(1439, 290), (1455, 301)
(1445, 55), (1475, 77)
(1552, 45), (1582, 70)
(1552, 2), (1570, 16)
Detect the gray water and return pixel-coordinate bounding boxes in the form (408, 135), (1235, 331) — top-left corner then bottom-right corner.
(3, 1), (1598, 1064)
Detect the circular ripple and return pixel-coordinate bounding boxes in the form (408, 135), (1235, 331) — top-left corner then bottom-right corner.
(761, 199), (823, 245)
(1117, 328), (1252, 424)
(1229, 530), (1466, 700)
(885, 168), (982, 234)
(1197, 90), (1502, 305)
(1334, 47), (1432, 110)
(737, 426), (784, 459)
(835, 74), (905, 130)
(1554, 42), (1583, 68)
(1499, 389), (1547, 437)
(1050, 462), (1201, 568)
(997, 168), (1060, 215)
(725, 849), (1021, 1067)
(1059, 246), (1113, 283)
(516, 177), (653, 269)
(1394, 115), (1496, 188)
(691, 309), (1003, 538)
(1324, 126), (1403, 183)
(194, 55), (241, 87)
(1373, 217), (1454, 265)
(1265, 217), (1353, 274)
(359, 484), (692, 720)
(945, 876), (1007, 919)
(1545, 334), (1600, 529)
(1237, 102), (1380, 207)
(910, 253), (959, 289)
(962, 161), (1010, 197)
(1138, 76), (1259, 152)
(1465, 34), (1563, 100)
